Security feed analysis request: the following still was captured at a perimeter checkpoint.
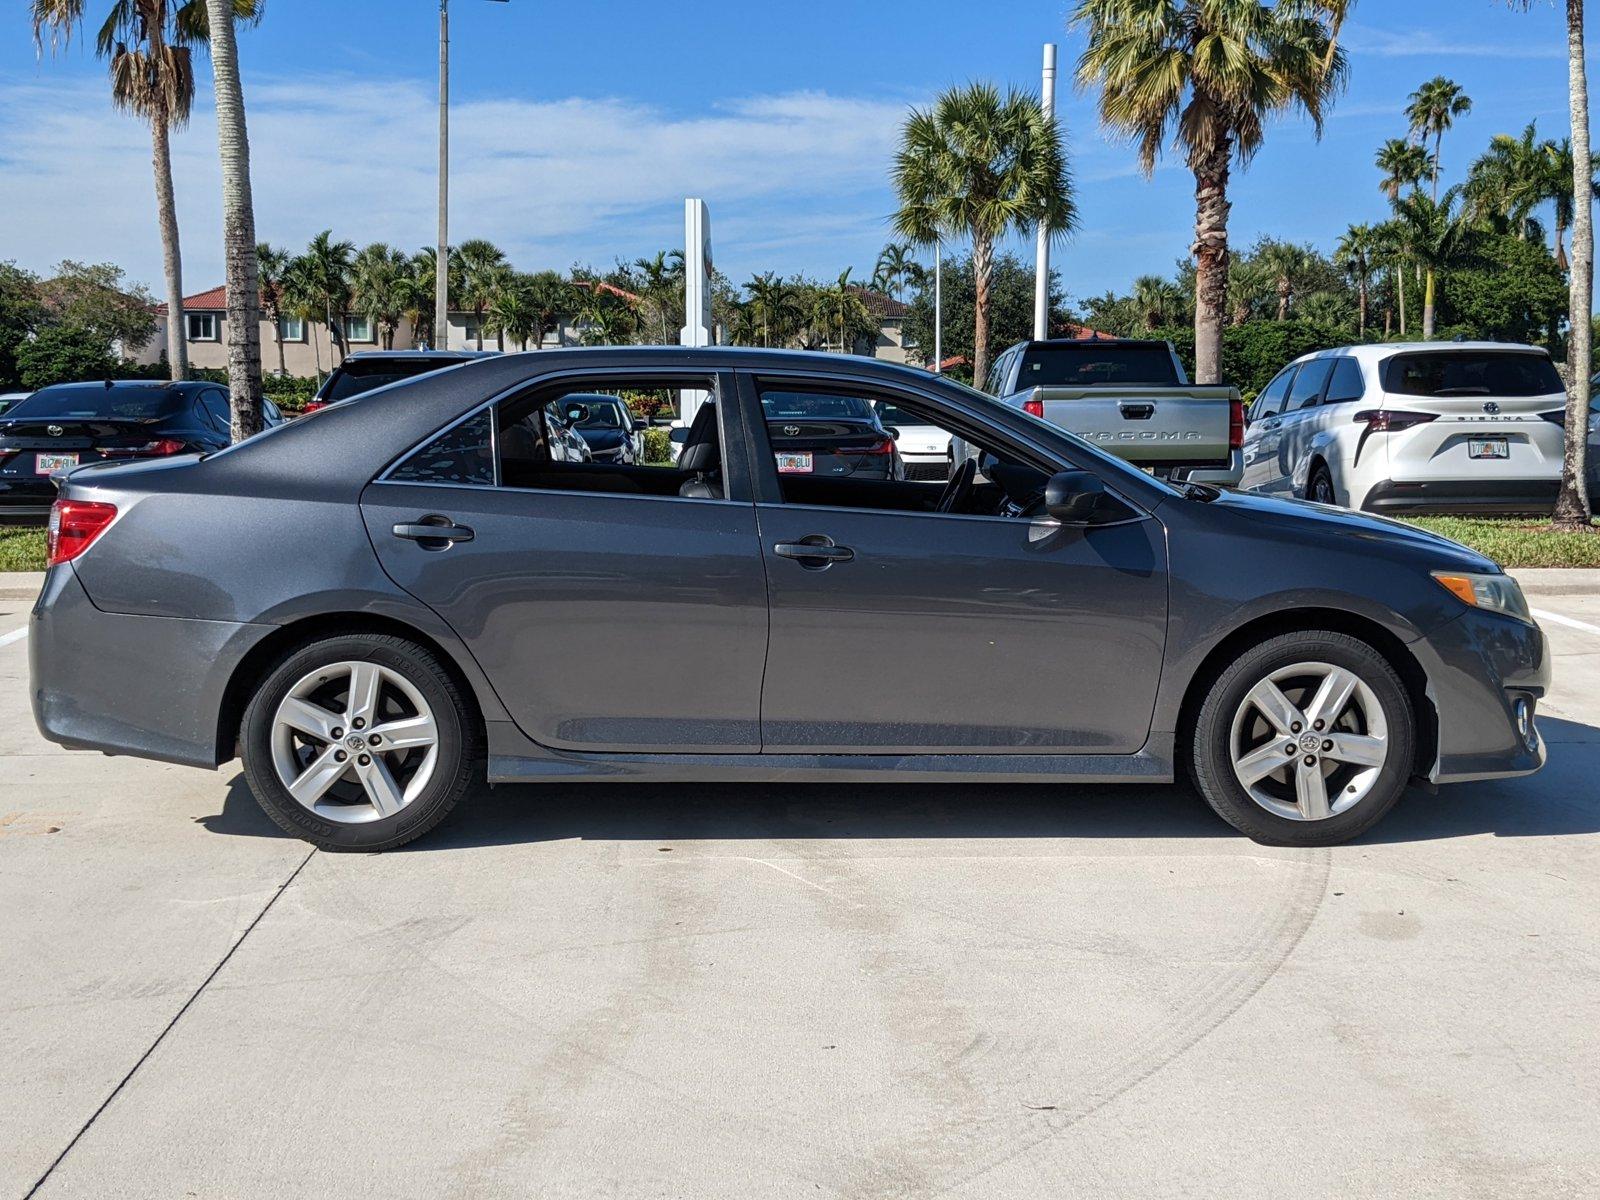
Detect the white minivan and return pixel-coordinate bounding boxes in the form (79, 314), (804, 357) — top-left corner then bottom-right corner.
(1242, 342), (1570, 513)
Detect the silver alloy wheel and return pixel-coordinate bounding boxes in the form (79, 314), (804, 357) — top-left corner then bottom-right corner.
(269, 661), (440, 824)
(1228, 660), (1389, 822)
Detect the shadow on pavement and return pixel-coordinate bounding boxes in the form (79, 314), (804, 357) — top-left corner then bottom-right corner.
(198, 716), (1600, 850)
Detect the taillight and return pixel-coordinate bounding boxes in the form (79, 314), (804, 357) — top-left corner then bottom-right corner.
(839, 438), (895, 456)
(1228, 397), (1245, 450)
(95, 438), (187, 458)
(1022, 397), (1045, 418)
(1352, 409), (1439, 467)
(1353, 409), (1439, 433)
(46, 500), (117, 566)
(304, 401), (327, 413)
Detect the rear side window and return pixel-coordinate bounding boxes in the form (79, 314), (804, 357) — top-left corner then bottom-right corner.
(200, 388), (231, 432)
(1287, 360), (1333, 410)
(1383, 352), (1563, 397)
(323, 357), (468, 402)
(1017, 344), (1180, 387)
(1323, 358), (1365, 406)
(388, 410), (495, 486)
(1252, 366), (1297, 418)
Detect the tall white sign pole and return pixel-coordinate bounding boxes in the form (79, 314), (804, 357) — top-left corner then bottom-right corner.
(680, 198), (713, 425)
(436, 0), (450, 351)
(933, 237), (943, 374)
(1033, 42), (1057, 341)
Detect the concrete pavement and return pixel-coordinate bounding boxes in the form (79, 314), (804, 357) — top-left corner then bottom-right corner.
(2, 573), (1597, 1198)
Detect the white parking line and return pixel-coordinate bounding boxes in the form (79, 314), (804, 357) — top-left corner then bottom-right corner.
(0, 625), (28, 648)
(1532, 608), (1600, 639)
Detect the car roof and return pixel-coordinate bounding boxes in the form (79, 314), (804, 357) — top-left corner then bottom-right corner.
(1290, 341), (1550, 367)
(339, 350), (498, 363)
(29, 379), (208, 394)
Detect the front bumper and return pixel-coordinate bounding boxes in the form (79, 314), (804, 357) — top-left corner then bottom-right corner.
(1411, 604), (1551, 784)
(30, 565), (274, 768)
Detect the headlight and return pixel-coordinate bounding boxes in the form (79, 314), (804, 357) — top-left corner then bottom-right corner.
(1431, 571), (1533, 624)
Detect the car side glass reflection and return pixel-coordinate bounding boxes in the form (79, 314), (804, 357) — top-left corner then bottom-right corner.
(390, 409), (495, 486)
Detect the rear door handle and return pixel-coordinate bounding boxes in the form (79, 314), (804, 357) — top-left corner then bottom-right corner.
(393, 518), (475, 546)
(1119, 402), (1156, 421)
(774, 536), (854, 567)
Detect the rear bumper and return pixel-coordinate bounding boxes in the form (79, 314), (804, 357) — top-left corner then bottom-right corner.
(29, 565), (273, 768)
(1181, 448), (1244, 488)
(1412, 606), (1550, 784)
(1361, 478), (1559, 515)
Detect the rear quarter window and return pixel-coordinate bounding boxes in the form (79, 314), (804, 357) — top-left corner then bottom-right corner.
(1383, 351), (1564, 398)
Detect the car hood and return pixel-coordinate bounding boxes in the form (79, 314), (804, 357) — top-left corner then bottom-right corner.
(1198, 488), (1499, 573)
(575, 426), (627, 449)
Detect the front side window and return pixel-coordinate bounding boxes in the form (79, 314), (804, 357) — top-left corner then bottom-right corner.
(1252, 366), (1297, 419)
(1287, 359), (1333, 411)
(186, 313), (218, 342)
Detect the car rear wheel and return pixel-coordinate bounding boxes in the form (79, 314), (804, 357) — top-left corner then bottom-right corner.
(1190, 632), (1415, 846)
(240, 633), (478, 851)
(1308, 463), (1337, 506)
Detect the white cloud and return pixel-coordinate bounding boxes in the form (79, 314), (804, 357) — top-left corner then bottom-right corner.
(0, 71), (908, 292)
(1341, 23), (1564, 60)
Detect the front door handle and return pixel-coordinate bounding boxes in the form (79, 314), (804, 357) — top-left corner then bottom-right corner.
(393, 517), (475, 547)
(774, 536), (854, 568)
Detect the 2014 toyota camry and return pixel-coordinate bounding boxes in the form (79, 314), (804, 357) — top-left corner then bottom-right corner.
(29, 348), (1548, 851)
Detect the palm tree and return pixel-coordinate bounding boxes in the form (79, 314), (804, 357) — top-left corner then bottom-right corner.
(872, 243), (924, 300)
(1257, 241), (1313, 321)
(1073, 0), (1348, 386)
(405, 248), (443, 348)
(1371, 220), (1410, 337)
(31, 0), (234, 380)
(892, 81), (1074, 387)
(202, 0), (262, 438)
(280, 255), (325, 379)
(1465, 123), (1550, 242)
(256, 242), (290, 376)
(482, 276), (538, 351)
(631, 250), (683, 343)
(454, 239), (508, 350)
(351, 244), (412, 349)
(1508, 0), (1593, 527)
(1130, 275), (1174, 330)
(523, 270), (573, 349)
(1392, 189), (1466, 341)
(1334, 224), (1375, 339)
(815, 268), (874, 353)
(293, 231), (354, 365)
(1226, 253), (1269, 326)
(744, 272), (795, 347)
(1405, 76), (1472, 200)
(1376, 138), (1433, 203)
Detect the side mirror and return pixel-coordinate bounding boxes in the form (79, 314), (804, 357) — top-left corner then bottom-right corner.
(885, 426), (900, 440)
(668, 426), (689, 445)
(1045, 469), (1118, 524)
(564, 404), (589, 424)
(632, 418), (648, 432)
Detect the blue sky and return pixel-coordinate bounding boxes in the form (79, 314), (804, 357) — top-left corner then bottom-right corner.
(0, 0), (1586, 309)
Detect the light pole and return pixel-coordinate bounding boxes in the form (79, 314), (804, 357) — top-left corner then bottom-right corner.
(1033, 43), (1057, 341)
(933, 237), (942, 375)
(437, 0), (508, 352)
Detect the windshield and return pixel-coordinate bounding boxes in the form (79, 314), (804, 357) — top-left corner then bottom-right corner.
(322, 358), (466, 402)
(5, 384), (182, 421)
(1384, 351), (1563, 397)
(1017, 344), (1181, 388)
(762, 392), (874, 420)
(568, 398), (625, 428)
(873, 402), (930, 428)
(936, 375), (1181, 500)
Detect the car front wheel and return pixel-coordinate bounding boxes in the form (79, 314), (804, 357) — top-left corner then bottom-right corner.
(240, 633), (478, 851)
(1190, 632), (1416, 846)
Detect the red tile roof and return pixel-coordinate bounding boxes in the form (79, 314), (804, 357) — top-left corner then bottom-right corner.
(153, 285), (227, 316)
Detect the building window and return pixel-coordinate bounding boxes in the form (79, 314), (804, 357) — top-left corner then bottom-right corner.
(186, 312), (219, 342)
(278, 316), (306, 342)
(343, 315), (375, 344)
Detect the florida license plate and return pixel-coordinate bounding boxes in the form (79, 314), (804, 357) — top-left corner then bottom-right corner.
(776, 452), (813, 474)
(35, 453), (78, 474)
(1468, 439), (1508, 460)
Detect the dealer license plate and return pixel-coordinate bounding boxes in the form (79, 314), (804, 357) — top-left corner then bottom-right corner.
(1468, 439), (1508, 460)
(776, 452), (813, 474)
(35, 453), (79, 474)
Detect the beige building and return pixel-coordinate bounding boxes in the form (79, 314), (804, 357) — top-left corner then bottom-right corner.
(136, 284), (915, 376)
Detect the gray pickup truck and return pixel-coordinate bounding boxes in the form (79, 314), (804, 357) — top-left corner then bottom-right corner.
(973, 338), (1243, 485)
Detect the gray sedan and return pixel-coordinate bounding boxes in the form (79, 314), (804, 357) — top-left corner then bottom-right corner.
(29, 348), (1548, 851)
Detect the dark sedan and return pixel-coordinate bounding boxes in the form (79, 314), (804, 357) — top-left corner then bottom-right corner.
(304, 349), (495, 412)
(30, 348), (1547, 851)
(561, 393), (646, 464)
(760, 389), (903, 481)
(0, 380), (280, 521)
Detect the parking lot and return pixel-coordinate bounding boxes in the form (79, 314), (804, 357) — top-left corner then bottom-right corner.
(2, 569), (1597, 1199)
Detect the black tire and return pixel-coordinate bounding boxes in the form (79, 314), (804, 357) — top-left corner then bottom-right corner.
(240, 632), (478, 852)
(1189, 631), (1416, 846)
(1307, 462), (1338, 506)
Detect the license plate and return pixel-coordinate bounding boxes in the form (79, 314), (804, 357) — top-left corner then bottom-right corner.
(1468, 439), (1509, 460)
(776, 452), (813, 474)
(35, 453), (78, 474)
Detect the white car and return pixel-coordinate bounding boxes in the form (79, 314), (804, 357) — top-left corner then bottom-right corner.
(1242, 342), (1570, 514)
(874, 400), (951, 481)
